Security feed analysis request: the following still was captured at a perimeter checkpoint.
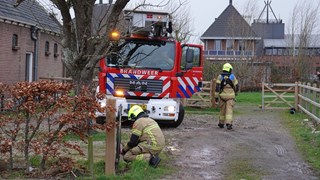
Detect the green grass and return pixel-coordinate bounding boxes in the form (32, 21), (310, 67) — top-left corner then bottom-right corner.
(281, 111), (320, 174)
(226, 158), (265, 180)
(30, 155), (41, 167)
(76, 152), (174, 180)
(236, 91), (262, 105)
(185, 91), (263, 114)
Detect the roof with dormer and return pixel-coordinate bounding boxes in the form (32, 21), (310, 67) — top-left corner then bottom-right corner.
(0, 0), (61, 33)
(200, 3), (259, 40)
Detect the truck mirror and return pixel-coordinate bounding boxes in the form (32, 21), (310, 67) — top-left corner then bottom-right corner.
(186, 48), (194, 63)
(186, 48), (194, 70)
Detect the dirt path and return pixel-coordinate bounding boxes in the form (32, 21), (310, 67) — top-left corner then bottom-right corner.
(160, 104), (319, 180)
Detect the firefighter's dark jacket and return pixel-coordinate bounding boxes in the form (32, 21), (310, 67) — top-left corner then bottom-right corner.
(123, 113), (165, 153)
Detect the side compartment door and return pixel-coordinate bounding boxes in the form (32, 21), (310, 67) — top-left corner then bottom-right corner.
(175, 45), (203, 98)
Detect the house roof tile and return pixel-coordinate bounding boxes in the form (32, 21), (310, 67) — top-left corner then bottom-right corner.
(0, 0), (61, 33)
(200, 4), (259, 40)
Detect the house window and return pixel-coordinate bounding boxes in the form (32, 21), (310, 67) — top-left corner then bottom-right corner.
(272, 48), (277, 55)
(239, 40), (245, 51)
(265, 49), (272, 55)
(54, 43), (59, 57)
(45, 41), (51, 56)
(12, 34), (20, 51)
(226, 39), (234, 50)
(215, 40), (221, 51)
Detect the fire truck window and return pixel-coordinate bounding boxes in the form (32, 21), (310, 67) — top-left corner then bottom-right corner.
(191, 47), (200, 67)
(181, 46), (201, 70)
(121, 41), (175, 70)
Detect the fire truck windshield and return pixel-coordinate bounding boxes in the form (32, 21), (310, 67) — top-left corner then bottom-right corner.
(107, 41), (175, 70)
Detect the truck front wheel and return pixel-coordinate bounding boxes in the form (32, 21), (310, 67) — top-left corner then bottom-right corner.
(172, 103), (184, 127)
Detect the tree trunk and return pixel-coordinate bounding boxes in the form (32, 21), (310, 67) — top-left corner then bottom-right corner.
(71, 65), (95, 95)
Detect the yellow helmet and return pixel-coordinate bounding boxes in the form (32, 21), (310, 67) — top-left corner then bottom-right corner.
(128, 105), (144, 121)
(222, 63), (233, 72)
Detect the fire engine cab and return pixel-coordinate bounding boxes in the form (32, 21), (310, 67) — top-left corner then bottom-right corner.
(96, 9), (203, 127)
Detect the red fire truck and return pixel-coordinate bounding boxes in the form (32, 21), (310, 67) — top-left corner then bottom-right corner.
(96, 9), (203, 127)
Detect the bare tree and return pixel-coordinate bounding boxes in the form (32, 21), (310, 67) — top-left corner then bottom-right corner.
(168, 0), (194, 43)
(14, 0), (193, 92)
(286, 0), (320, 81)
(238, 0), (260, 24)
(14, 0), (130, 92)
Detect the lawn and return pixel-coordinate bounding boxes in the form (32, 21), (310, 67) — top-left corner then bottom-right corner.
(10, 91), (319, 179)
(281, 111), (320, 174)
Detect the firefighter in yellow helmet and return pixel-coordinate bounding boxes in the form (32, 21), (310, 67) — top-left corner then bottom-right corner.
(215, 63), (239, 130)
(121, 105), (165, 168)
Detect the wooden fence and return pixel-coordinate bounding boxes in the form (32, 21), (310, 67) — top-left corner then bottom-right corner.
(262, 82), (320, 123)
(297, 82), (320, 123)
(182, 80), (216, 108)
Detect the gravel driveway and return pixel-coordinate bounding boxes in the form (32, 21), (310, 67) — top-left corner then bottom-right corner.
(160, 104), (319, 180)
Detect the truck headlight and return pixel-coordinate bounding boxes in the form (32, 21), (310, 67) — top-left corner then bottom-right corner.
(164, 106), (175, 112)
(115, 90), (124, 97)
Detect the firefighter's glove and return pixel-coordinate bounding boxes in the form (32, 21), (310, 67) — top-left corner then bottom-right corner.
(121, 149), (126, 155)
(121, 144), (130, 155)
(214, 92), (219, 98)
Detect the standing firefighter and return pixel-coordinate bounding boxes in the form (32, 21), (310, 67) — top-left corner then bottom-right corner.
(215, 63), (239, 130)
(121, 105), (165, 168)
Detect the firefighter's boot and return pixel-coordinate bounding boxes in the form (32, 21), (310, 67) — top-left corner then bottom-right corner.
(149, 155), (161, 168)
(226, 124), (232, 130)
(218, 123), (224, 128)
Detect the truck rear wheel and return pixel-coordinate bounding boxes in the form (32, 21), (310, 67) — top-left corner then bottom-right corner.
(172, 103), (184, 127)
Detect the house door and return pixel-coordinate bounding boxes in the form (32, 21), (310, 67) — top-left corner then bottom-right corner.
(25, 53), (33, 82)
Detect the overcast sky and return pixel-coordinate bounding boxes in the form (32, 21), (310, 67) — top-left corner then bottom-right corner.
(126, 0), (319, 43)
(39, 0), (319, 43)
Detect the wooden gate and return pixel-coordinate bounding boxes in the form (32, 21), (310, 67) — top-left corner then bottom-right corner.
(183, 80), (216, 108)
(261, 83), (296, 110)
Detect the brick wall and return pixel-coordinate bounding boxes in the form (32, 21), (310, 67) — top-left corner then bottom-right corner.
(0, 23), (63, 85)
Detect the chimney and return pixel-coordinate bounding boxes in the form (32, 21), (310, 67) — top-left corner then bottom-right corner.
(229, 0), (232, 5)
(109, 0), (112, 4)
(99, 0), (103, 4)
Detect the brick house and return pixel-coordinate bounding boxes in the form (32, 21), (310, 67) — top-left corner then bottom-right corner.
(0, 0), (63, 85)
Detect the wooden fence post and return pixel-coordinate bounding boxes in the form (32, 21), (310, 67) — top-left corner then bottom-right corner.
(211, 79), (216, 108)
(312, 83), (317, 117)
(88, 135), (93, 177)
(105, 98), (116, 175)
(306, 83), (311, 112)
(181, 98), (186, 107)
(262, 82), (265, 110)
(294, 82), (298, 111)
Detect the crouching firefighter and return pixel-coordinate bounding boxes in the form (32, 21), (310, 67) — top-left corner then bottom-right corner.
(121, 105), (165, 168)
(215, 63), (239, 130)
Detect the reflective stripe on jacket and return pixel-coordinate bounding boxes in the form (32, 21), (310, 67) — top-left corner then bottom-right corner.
(132, 117), (165, 151)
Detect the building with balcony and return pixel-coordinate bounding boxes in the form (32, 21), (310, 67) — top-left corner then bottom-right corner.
(200, 0), (260, 61)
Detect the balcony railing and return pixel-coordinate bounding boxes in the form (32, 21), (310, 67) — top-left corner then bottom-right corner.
(204, 50), (254, 56)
